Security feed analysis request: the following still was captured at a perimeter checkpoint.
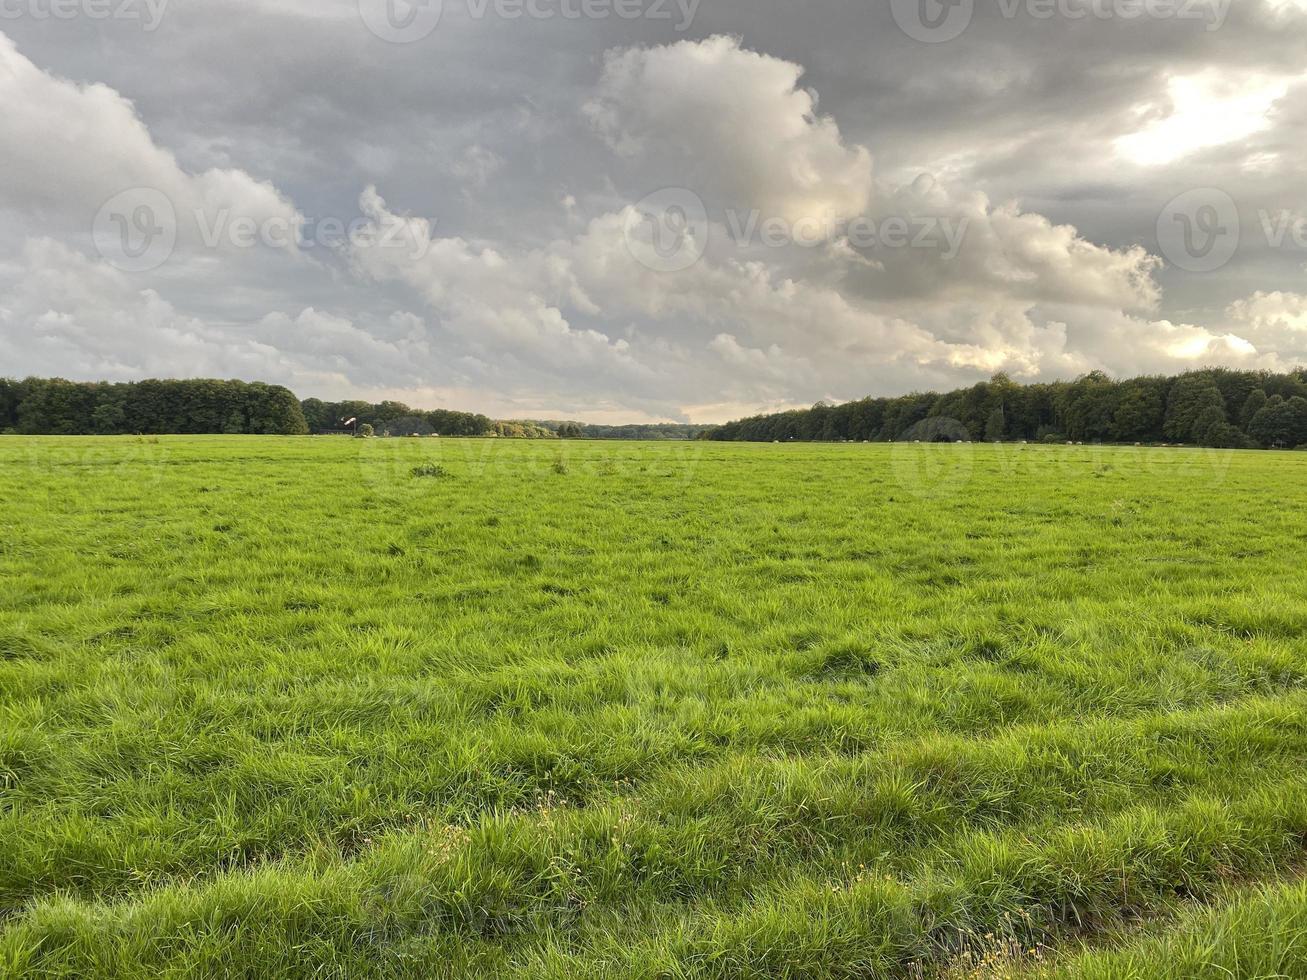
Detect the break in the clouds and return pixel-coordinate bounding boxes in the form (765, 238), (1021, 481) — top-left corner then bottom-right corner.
(1, 1), (1306, 423)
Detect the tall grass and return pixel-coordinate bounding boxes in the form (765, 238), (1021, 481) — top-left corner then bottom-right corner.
(2, 437), (1305, 977)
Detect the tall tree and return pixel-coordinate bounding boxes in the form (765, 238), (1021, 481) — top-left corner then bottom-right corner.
(1163, 376), (1227, 443)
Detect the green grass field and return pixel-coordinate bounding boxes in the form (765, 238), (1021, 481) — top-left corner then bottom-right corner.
(2, 436), (1307, 978)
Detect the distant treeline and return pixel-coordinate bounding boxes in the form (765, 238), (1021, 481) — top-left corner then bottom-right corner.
(0, 378), (308, 435)
(299, 400), (709, 440)
(300, 399), (495, 437)
(14, 370), (1306, 447)
(0, 382), (710, 440)
(707, 369), (1307, 449)
(541, 421), (713, 440)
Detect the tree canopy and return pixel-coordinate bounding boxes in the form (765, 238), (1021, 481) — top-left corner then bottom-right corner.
(0, 378), (308, 435)
(299, 399), (492, 437)
(706, 369), (1307, 450)
(9, 369), (1305, 448)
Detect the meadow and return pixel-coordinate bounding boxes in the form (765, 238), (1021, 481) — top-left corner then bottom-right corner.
(1, 436), (1306, 978)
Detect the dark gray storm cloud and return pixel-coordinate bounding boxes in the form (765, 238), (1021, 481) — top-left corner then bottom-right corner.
(1, 0), (1305, 421)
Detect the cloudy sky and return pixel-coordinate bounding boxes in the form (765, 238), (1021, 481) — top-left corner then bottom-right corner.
(1, 0), (1305, 422)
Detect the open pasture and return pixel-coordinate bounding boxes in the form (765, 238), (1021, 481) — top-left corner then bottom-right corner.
(2, 437), (1307, 978)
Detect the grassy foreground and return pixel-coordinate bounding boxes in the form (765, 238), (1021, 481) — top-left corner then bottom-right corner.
(1, 436), (1306, 978)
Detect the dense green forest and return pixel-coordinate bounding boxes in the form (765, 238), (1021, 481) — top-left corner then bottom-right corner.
(299, 398), (495, 437)
(0, 380), (713, 440)
(708, 369), (1307, 449)
(7, 369), (1307, 447)
(0, 378), (308, 435)
(0, 384), (545, 439)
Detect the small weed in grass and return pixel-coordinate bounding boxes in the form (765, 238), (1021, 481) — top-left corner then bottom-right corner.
(411, 463), (448, 479)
